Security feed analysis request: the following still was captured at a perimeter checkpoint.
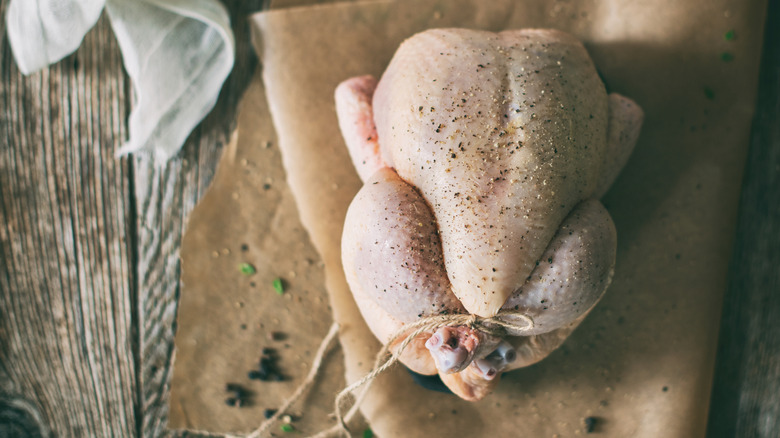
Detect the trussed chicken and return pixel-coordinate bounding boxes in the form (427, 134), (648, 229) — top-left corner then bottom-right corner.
(338, 28), (643, 401)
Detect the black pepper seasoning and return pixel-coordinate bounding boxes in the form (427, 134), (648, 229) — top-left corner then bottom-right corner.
(584, 416), (597, 433)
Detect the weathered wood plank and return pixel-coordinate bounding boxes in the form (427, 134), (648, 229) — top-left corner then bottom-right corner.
(133, 2), (266, 437)
(0, 7), (137, 438)
(706, 1), (780, 437)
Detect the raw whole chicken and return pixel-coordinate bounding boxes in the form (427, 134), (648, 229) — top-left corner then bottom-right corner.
(337, 28), (643, 401)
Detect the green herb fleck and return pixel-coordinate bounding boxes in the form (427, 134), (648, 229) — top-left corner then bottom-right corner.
(362, 428), (374, 438)
(724, 29), (736, 41)
(272, 278), (285, 295)
(721, 52), (734, 62)
(239, 263), (256, 275)
(280, 423), (294, 432)
(703, 87), (715, 100)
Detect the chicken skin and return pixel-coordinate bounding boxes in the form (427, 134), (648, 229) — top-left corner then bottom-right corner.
(338, 28), (642, 401)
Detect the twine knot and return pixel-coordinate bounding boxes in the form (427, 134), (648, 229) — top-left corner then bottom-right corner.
(328, 310), (534, 437)
(246, 310), (534, 438)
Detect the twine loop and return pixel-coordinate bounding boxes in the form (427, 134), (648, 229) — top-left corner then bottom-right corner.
(243, 310), (534, 438)
(328, 310), (534, 437)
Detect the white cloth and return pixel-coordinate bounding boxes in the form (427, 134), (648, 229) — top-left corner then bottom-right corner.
(6, 0), (235, 163)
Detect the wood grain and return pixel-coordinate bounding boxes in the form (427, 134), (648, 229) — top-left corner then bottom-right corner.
(132, 2), (265, 437)
(0, 1), (265, 437)
(706, 1), (780, 436)
(0, 7), (137, 438)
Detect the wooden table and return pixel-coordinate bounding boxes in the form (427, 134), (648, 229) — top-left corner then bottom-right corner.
(0, 1), (777, 437)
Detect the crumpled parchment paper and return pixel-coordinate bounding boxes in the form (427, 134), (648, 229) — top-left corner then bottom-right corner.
(168, 73), (355, 435)
(169, 0), (767, 436)
(6, 0), (234, 162)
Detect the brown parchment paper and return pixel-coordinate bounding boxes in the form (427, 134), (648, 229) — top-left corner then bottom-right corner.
(168, 74), (355, 434)
(170, 0), (767, 436)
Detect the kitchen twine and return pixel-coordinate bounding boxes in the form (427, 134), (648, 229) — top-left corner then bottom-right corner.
(209, 310), (533, 438)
